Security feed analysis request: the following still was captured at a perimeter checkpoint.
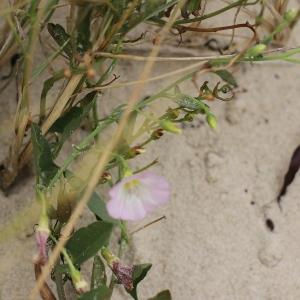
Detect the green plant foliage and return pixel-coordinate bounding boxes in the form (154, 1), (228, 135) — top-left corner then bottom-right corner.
(181, 0), (202, 18)
(88, 191), (119, 225)
(31, 123), (58, 187)
(77, 285), (112, 300)
(66, 221), (113, 266)
(40, 71), (65, 121)
(214, 70), (238, 87)
(148, 290), (172, 300)
(49, 92), (97, 157)
(76, 7), (93, 51)
(174, 93), (208, 112)
(91, 255), (107, 289)
(47, 23), (73, 57)
(127, 264), (152, 300)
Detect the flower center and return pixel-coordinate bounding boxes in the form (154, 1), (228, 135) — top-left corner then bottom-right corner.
(124, 179), (140, 191)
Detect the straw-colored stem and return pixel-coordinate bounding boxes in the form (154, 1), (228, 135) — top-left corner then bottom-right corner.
(17, 72), (84, 172)
(1, 0), (47, 187)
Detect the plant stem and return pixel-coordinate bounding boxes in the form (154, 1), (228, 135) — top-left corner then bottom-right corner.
(54, 264), (67, 300)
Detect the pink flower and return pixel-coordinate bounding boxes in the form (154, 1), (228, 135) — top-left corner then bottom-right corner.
(35, 226), (50, 264)
(107, 171), (170, 221)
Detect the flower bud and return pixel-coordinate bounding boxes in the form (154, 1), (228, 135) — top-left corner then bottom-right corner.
(160, 120), (181, 134)
(112, 262), (133, 291)
(151, 128), (164, 140)
(206, 114), (217, 129)
(284, 9), (298, 22)
(34, 190), (50, 265)
(35, 225), (50, 265)
(125, 146), (145, 159)
(184, 113), (194, 122)
(74, 278), (88, 294)
(99, 171), (112, 184)
(67, 258), (88, 294)
(101, 247), (133, 291)
(246, 43), (266, 58)
(166, 108), (180, 120)
(132, 146), (146, 155)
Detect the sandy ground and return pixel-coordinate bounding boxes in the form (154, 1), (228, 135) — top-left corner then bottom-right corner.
(1, 5), (300, 300)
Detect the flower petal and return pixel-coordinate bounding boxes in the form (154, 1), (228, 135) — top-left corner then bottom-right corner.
(107, 188), (147, 221)
(107, 171), (170, 221)
(106, 192), (126, 219)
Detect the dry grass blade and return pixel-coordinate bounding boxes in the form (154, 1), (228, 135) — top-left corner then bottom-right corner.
(1, 0), (48, 188)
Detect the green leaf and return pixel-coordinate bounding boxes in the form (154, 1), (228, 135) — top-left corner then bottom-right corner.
(50, 92), (97, 157)
(47, 23), (73, 57)
(31, 123), (58, 187)
(40, 70), (64, 121)
(66, 221), (113, 266)
(91, 255), (107, 289)
(88, 192), (119, 225)
(54, 264), (70, 276)
(76, 7), (93, 51)
(181, 0), (201, 18)
(214, 70), (238, 87)
(128, 264), (152, 300)
(175, 94), (208, 112)
(77, 285), (111, 300)
(148, 290), (172, 300)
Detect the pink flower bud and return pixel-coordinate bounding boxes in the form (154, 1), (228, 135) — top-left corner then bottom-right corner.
(35, 226), (50, 264)
(112, 262), (134, 291)
(101, 247), (133, 290)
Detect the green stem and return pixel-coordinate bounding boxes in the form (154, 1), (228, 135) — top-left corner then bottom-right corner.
(213, 47), (300, 64)
(54, 263), (67, 300)
(92, 101), (99, 129)
(133, 159), (158, 174)
(139, 137), (153, 148)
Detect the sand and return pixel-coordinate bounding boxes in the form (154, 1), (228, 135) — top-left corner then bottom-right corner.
(1, 5), (300, 300)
